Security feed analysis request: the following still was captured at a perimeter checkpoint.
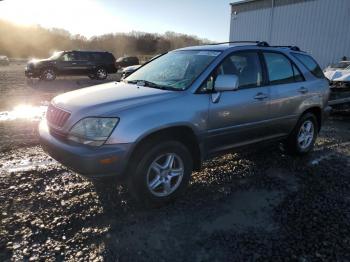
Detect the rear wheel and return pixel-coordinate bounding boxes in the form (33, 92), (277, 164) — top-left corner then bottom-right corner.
(95, 67), (108, 80)
(40, 68), (56, 81)
(128, 140), (193, 206)
(284, 113), (318, 155)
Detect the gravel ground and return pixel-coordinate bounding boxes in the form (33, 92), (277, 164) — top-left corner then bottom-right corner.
(1, 63), (350, 261)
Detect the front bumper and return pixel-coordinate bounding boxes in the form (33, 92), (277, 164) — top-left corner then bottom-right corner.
(25, 68), (39, 78)
(39, 120), (132, 178)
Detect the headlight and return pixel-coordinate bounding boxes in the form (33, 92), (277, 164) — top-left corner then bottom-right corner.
(67, 117), (119, 146)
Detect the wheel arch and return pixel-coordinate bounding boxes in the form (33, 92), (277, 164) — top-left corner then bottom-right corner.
(300, 106), (322, 132)
(127, 125), (203, 172)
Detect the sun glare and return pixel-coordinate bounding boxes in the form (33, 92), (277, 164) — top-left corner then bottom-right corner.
(0, 104), (47, 121)
(0, 0), (124, 37)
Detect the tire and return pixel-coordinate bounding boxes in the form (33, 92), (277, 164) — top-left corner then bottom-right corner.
(284, 112), (318, 155)
(95, 67), (108, 80)
(40, 68), (56, 81)
(128, 140), (193, 206)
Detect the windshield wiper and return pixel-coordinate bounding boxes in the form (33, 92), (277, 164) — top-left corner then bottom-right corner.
(126, 80), (181, 91)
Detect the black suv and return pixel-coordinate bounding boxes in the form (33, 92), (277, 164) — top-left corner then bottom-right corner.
(25, 51), (117, 81)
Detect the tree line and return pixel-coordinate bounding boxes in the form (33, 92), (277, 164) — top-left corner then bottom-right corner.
(0, 19), (210, 59)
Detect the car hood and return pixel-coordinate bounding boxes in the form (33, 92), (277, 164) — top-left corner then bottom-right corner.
(325, 69), (350, 81)
(52, 81), (180, 117)
(28, 58), (53, 65)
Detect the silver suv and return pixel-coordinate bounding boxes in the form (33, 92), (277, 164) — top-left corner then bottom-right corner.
(39, 41), (331, 205)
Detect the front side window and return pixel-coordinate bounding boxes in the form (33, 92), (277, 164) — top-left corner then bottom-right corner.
(263, 52), (302, 85)
(126, 50), (221, 90)
(292, 53), (324, 78)
(200, 51), (262, 92)
(61, 53), (76, 62)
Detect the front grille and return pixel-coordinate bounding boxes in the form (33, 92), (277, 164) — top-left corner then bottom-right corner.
(46, 104), (71, 128)
(331, 81), (350, 89)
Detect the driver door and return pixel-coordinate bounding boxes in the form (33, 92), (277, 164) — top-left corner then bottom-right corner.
(205, 51), (271, 153)
(56, 52), (79, 75)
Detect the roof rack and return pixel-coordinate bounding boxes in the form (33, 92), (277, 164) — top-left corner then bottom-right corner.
(208, 41), (270, 47)
(206, 41), (303, 51)
(272, 45), (301, 51)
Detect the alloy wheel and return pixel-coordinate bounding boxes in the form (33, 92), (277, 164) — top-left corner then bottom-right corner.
(44, 69), (55, 80)
(96, 68), (107, 79)
(146, 153), (184, 197)
(297, 120), (314, 150)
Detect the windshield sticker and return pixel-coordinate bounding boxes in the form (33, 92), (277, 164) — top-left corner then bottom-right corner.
(197, 51), (221, 56)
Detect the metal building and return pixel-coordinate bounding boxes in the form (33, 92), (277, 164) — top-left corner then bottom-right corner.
(229, 0), (350, 68)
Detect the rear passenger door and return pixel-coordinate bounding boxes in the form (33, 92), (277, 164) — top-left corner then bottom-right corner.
(206, 51), (271, 153)
(75, 52), (93, 74)
(262, 51), (307, 135)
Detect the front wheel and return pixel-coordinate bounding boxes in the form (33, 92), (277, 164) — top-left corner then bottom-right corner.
(40, 68), (56, 81)
(95, 67), (108, 80)
(128, 141), (193, 206)
(284, 113), (318, 155)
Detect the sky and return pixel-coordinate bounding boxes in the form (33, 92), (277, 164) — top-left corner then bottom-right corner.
(0, 0), (238, 41)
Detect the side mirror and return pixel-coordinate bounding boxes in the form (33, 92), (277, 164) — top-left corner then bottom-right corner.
(214, 74), (239, 92)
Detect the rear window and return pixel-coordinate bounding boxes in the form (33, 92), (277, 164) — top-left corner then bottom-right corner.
(292, 53), (324, 79)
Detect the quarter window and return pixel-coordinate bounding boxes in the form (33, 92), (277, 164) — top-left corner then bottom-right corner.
(292, 53), (324, 79)
(263, 52), (303, 85)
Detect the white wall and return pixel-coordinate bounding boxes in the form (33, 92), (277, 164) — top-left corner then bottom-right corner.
(230, 0), (350, 67)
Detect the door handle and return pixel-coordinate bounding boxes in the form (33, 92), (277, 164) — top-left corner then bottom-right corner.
(72, 62), (77, 65)
(254, 93), (268, 100)
(298, 87), (308, 94)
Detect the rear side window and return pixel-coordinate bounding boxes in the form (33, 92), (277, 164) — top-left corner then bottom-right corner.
(77, 52), (89, 60)
(90, 53), (103, 61)
(263, 52), (303, 85)
(292, 53), (324, 78)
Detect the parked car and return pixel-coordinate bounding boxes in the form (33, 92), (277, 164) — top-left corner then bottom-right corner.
(324, 60), (350, 74)
(120, 54), (162, 80)
(0, 55), (10, 66)
(115, 56), (139, 70)
(120, 64), (142, 80)
(324, 61), (350, 89)
(39, 42), (331, 205)
(25, 50), (117, 81)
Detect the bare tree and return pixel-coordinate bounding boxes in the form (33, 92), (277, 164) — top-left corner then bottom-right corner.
(0, 20), (209, 59)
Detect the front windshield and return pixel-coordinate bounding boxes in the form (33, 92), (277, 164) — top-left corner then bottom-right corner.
(125, 50), (221, 90)
(49, 51), (63, 60)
